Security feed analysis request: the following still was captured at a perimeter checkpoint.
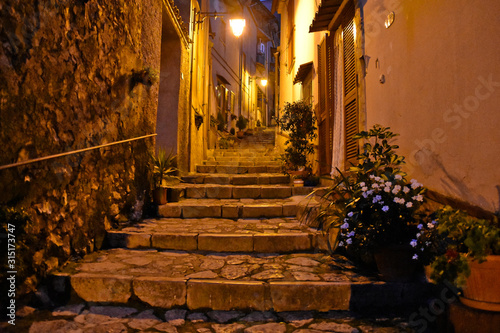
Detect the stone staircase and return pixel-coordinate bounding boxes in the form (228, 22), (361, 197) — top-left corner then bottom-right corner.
(46, 129), (432, 318)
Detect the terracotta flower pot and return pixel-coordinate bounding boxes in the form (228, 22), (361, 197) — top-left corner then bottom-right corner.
(374, 245), (419, 282)
(153, 187), (167, 205)
(460, 255), (500, 311)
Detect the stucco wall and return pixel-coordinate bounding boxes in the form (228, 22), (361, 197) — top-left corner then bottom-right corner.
(361, 0), (500, 213)
(0, 0), (161, 295)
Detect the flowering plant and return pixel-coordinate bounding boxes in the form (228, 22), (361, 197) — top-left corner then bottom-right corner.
(337, 174), (425, 259)
(414, 206), (500, 288)
(310, 125), (427, 263)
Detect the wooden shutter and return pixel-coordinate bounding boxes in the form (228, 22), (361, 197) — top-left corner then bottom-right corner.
(317, 39), (330, 175)
(342, 5), (358, 169)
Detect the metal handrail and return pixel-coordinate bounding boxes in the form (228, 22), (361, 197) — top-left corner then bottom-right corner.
(0, 133), (157, 171)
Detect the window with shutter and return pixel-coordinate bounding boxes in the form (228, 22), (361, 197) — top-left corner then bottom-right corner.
(342, 7), (358, 169)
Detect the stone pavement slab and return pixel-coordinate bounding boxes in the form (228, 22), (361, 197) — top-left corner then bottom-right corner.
(6, 304), (419, 333)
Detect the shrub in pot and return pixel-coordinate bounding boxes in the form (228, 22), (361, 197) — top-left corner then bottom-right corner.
(236, 115), (248, 138)
(150, 148), (180, 205)
(416, 206), (500, 311)
(276, 100), (317, 172)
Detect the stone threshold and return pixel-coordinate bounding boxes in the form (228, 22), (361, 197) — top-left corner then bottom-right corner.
(49, 249), (432, 313)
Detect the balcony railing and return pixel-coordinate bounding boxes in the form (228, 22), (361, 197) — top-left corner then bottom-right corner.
(256, 53), (266, 67)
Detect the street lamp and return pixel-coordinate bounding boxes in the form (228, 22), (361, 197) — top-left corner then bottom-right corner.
(229, 19), (246, 38)
(260, 78), (268, 87)
(197, 12), (246, 38)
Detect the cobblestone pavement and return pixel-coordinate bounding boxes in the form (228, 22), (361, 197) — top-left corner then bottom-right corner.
(4, 305), (417, 332)
(58, 249), (376, 284)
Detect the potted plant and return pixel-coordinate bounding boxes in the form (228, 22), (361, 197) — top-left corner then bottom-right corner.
(150, 148), (180, 205)
(276, 100), (317, 176)
(417, 206), (500, 311)
(236, 115), (248, 138)
(310, 125), (426, 281)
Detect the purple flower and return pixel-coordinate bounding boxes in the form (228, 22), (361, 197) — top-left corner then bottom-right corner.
(382, 205), (389, 212)
(410, 239), (418, 247)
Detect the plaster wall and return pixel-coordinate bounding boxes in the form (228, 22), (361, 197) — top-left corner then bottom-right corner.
(276, 0), (322, 171)
(361, 0), (500, 213)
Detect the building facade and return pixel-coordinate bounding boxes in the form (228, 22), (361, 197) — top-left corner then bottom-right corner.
(273, 0), (500, 214)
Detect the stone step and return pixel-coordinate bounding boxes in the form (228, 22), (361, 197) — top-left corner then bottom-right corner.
(182, 173), (290, 185)
(203, 160), (281, 167)
(196, 165), (281, 174)
(48, 249), (433, 313)
(172, 184), (318, 199)
(106, 217), (325, 253)
(212, 150), (279, 157)
(157, 197), (307, 219)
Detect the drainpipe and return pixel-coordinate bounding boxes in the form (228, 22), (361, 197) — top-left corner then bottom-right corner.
(187, 6), (198, 173)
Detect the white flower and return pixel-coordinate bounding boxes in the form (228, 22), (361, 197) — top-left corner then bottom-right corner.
(412, 254), (419, 260)
(347, 231), (355, 237)
(347, 212), (354, 217)
(346, 238), (352, 244)
(392, 185), (401, 194)
(412, 194), (424, 202)
(359, 182), (365, 187)
(385, 181), (392, 187)
(374, 176), (381, 182)
(338, 241), (344, 247)
(410, 239), (418, 247)
(341, 222), (349, 229)
(406, 202), (413, 208)
(403, 186), (410, 194)
(394, 197), (405, 204)
(395, 174), (403, 180)
(382, 205), (389, 212)
(384, 187), (391, 193)
(427, 223), (435, 229)
(362, 186), (368, 192)
(411, 181), (422, 189)
(416, 233), (421, 238)
(369, 175), (375, 179)
(417, 224), (423, 230)
(372, 183), (379, 189)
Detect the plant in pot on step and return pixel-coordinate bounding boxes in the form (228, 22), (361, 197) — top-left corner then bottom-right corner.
(236, 115), (248, 139)
(416, 206), (500, 311)
(310, 125), (427, 281)
(150, 148), (180, 205)
(276, 100), (316, 179)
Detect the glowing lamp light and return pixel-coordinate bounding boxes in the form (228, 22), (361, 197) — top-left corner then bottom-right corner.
(229, 19), (246, 37)
(260, 79), (268, 87)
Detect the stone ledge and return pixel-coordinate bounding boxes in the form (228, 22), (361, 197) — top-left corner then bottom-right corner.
(187, 279), (270, 311)
(71, 273), (132, 303)
(133, 277), (187, 308)
(269, 281), (351, 312)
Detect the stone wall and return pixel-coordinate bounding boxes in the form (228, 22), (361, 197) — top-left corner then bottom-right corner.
(0, 0), (161, 296)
